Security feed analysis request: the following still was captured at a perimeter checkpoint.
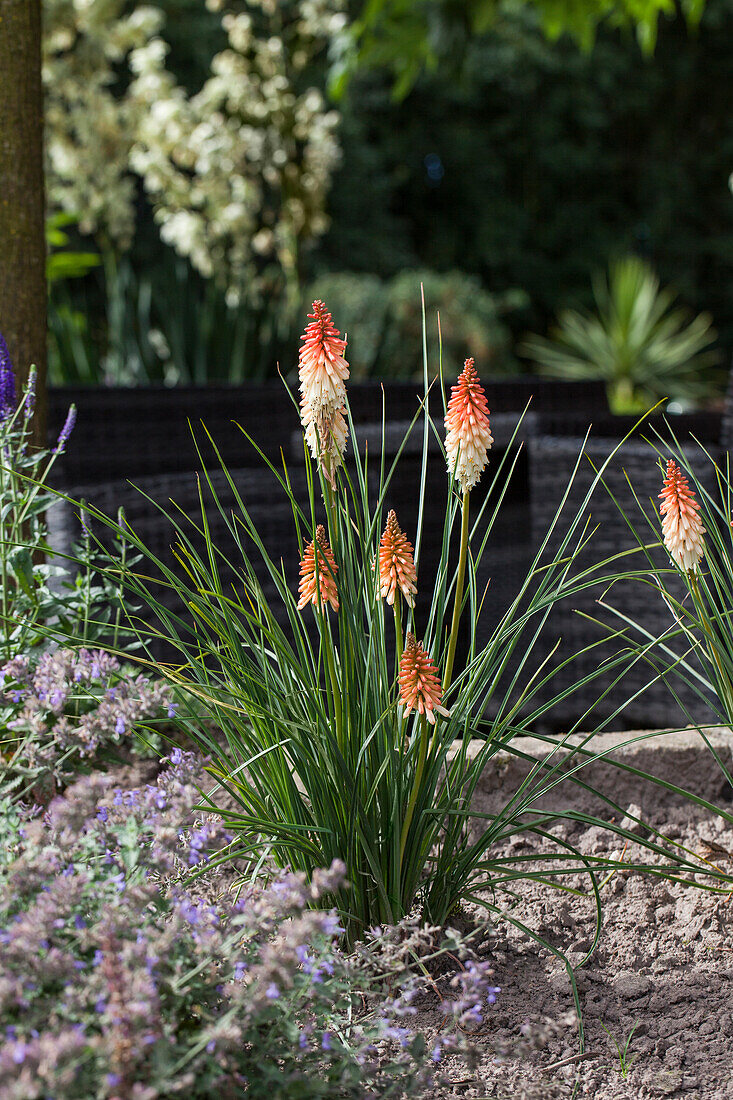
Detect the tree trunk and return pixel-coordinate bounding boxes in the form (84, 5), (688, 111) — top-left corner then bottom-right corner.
(0, 0), (46, 446)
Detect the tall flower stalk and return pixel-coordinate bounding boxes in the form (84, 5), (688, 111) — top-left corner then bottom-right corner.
(299, 300), (350, 494)
(398, 633), (449, 862)
(443, 358), (493, 690)
(602, 441), (733, 779)
(0, 333), (17, 421)
(298, 525), (342, 744)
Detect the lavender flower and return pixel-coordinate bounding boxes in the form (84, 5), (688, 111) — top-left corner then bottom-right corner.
(54, 404), (77, 454)
(0, 332), (16, 421)
(23, 365), (37, 420)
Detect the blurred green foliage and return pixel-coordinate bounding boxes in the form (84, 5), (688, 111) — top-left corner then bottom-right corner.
(46, 215), (101, 286)
(342, 0), (708, 99)
(520, 256), (720, 412)
(48, 0), (733, 394)
(317, 0), (733, 377)
(49, 256), (521, 385)
(48, 249), (293, 386)
(306, 269), (524, 378)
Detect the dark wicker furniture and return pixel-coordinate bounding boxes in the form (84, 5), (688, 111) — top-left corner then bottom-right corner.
(525, 412), (726, 729)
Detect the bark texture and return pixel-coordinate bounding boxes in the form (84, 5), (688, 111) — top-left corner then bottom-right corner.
(0, 0), (46, 444)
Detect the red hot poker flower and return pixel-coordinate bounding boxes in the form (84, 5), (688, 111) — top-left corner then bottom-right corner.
(444, 358), (493, 494)
(298, 300), (349, 416)
(377, 510), (417, 607)
(300, 397), (348, 487)
(398, 633), (450, 725)
(659, 459), (705, 572)
(297, 525), (339, 613)
(298, 301), (350, 484)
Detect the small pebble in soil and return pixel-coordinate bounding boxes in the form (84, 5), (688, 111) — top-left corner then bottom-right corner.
(618, 802), (647, 836)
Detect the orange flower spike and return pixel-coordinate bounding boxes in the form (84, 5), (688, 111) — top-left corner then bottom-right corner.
(297, 525), (339, 613)
(377, 510), (418, 607)
(398, 633), (450, 725)
(298, 300), (350, 415)
(444, 358), (493, 493)
(659, 459), (705, 572)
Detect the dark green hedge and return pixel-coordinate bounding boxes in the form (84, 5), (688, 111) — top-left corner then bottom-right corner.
(316, 0), (733, 359)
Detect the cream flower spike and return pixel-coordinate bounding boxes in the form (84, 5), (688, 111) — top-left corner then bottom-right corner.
(298, 301), (349, 484)
(444, 358), (493, 494)
(300, 397), (348, 488)
(659, 459), (705, 572)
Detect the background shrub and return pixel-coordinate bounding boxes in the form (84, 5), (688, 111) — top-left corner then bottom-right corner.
(46, 0), (733, 390)
(305, 268), (523, 379)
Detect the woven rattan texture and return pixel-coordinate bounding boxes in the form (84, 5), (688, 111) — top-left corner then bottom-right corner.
(43, 379), (593, 692)
(527, 435), (722, 729)
(47, 375), (732, 729)
(47, 380), (607, 484)
(47, 466), (316, 657)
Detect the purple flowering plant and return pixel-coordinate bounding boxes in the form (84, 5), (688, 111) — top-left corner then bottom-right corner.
(0, 342), (86, 660)
(0, 752), (502, 1099)
(0, 333), (17, 421)
(0, 646), (175, 803)
(0, 340), (142, 698)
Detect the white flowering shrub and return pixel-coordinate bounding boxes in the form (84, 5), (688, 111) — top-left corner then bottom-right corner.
(43, 1), (164, 247)
(43, 0), (344, 299)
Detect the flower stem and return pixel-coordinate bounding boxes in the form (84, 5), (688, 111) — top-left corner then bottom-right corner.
(400, 713), (428, 865)
(443, 491), (470, 692)
(112, 509), (128, 651)
(0, 441), (9, 660)
(324, 478), (338, 554)
(323, 617), (343, 751)
(393, 597), (404, 670)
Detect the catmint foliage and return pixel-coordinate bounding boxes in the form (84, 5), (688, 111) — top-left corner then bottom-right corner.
(0, 754), (501, 1099)
(0, 648), (174, 803)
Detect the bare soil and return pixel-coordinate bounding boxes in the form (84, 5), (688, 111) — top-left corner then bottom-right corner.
(431, 730), (733, 1100)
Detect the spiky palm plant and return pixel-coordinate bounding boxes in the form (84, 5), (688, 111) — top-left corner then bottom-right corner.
(521, 256), (719, 413)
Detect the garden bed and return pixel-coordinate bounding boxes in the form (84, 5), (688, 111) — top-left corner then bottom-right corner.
(53, 733), (732, 1099)
(432, 729), (733, 1099)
